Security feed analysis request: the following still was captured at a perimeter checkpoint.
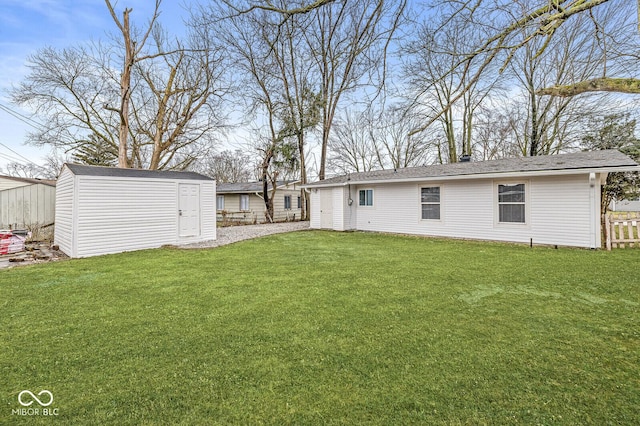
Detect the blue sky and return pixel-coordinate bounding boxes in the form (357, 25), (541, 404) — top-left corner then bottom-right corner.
(0, 0), (191, 171)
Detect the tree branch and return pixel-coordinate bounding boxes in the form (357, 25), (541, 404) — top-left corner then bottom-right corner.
(222, 0), (336, 17)
(537, 77), (640, 96)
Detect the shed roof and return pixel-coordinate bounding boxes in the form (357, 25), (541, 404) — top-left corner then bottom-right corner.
(64, 163), (213, 181)
(304, 150), (639, 188)
(217, 180), (299, 194)
(0, 175), (56, 187)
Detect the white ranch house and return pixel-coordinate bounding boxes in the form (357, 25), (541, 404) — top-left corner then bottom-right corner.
(304, 150), (639, 249)
(55, 164), (216, 258)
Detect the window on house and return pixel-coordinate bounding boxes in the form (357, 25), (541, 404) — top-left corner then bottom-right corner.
(216, 195), (225, 210)
(297, 196), (302, 209)
(359, 189), (373, 206)
(498, 183), (525, 223)
(284, 195), (292, 210)
(421, 187), (440, 220)
(240, 194), (250, 211)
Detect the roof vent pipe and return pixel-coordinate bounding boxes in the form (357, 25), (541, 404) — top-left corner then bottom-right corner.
(459, 154), (471, 162)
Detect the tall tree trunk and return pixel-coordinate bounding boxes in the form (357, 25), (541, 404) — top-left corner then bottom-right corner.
(298, 132), (308, 220)
(117, 7), (133, 168)
(261, 147), (275, 223)
(529, 89), (539, 157)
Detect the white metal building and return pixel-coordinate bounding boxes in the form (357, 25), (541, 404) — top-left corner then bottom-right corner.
(304, 150), (639, 249)
(55, 164), (216, 258)
(0, 175), (56, 229)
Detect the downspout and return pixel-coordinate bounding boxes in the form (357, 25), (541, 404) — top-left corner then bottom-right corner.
(589, 173), (597, 249)
(347, 182), (354, 231)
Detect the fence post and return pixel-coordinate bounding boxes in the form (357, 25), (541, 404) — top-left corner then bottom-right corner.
(605, 213), (612, 251)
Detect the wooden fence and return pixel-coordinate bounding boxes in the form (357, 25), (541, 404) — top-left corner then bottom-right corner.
(604, 212), (640, 250)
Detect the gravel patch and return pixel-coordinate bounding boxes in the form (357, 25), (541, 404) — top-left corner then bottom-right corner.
(180, 221), (310, 249)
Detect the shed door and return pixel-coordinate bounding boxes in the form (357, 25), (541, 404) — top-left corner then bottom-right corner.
(179, 184), (200, 237)
(320, 189), (333, 229)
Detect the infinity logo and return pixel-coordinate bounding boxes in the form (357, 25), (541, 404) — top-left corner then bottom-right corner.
(18, 390), (54, 407)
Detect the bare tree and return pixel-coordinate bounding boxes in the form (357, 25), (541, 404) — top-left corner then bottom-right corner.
(372, 108), (433, 169)
(2, 162), (43, 178)
(201, 1), (321, 219)
(11, 2), (227, 170)
(410, 0), (640, 134)
(269, 11), (322, 220)
(473, 107), (520, 160)
(11, 45), (120, 159)
(131, 27), (228, 170)
(328, 107), (433, 174)
(104, 0), (161, 167)
(404, 13), (499, 163)
(193, 149), (254, 183)
(328, 110), (378, 174)
(206, 5), (293, 221)
(218, 0), (336, 17)
(502, 0), (612, 156)
(42, 153), (70, 179)
(305, 0), (407, 179)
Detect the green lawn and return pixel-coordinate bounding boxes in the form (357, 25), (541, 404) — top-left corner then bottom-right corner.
(1, 231), (638, 425)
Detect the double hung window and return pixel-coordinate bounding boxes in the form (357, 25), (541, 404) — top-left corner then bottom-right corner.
(240, 194), (250, 211)
(421, 187), (440, 220)
(498, 184), (525, 223)
(359, 189), (373, 206)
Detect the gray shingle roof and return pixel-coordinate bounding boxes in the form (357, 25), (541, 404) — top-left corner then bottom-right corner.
(64, 163), (213, 181)
(305, 150), (638, 187)
(217, 180), (298, 194)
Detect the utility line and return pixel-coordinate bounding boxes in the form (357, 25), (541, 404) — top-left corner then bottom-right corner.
(0, 142), (47, 172)
(0, 102), (50, 172)
(0, 102), (46, 131)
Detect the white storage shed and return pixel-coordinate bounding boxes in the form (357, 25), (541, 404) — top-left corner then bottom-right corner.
(55, 164), (216, 258)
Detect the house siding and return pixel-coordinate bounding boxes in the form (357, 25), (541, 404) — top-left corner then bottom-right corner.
(272, 189), (302, 221)
(217, 187), (303, 223)
(316, 173), (600, 248)
(310, 186), (356, 231)
(611, 199), (640, 211)
(53, 168), (75, 257)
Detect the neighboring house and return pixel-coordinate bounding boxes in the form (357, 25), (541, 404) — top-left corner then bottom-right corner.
(55, 164), (216, 258)
(610, 199), (640, 212)
(0, 175), (56, 229)
(304, 150), (639, 249)
(216, 181), (302, 223)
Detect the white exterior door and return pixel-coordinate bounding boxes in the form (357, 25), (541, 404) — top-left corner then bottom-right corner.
(179, 184), (200, 237)
(320, 189), (333, 229)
